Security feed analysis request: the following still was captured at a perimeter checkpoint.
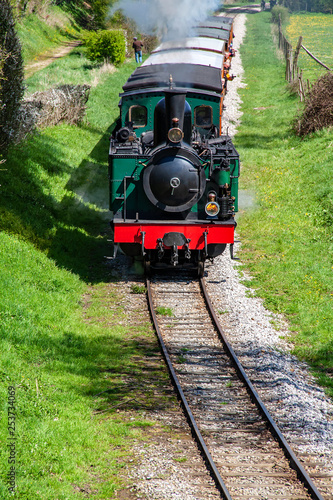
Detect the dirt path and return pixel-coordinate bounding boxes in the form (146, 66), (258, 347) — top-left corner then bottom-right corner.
(24, 40), (81, 79)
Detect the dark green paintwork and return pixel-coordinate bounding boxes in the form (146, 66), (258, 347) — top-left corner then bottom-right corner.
(120, 90), (221, 136)
(109, 88), (239, 220)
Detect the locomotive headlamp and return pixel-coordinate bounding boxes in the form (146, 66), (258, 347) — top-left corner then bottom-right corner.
(205, 201), (220, 216)
(168, 127), (183, 143)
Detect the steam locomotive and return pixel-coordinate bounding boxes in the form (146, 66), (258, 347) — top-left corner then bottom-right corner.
(109, 15), (240, 275)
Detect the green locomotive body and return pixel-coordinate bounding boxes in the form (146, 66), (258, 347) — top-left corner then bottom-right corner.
(108, 16), (240, 274)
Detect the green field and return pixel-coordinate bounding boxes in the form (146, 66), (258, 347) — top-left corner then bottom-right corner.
(285, 12), (333, 82)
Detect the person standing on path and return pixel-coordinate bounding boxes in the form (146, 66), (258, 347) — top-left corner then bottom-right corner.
(132, 37), (143, 64)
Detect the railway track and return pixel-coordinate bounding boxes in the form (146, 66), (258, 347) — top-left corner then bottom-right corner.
(146, 273), (331, 500)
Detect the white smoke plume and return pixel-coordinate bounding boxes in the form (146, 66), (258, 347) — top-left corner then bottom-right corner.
(111, 0), (221, 40)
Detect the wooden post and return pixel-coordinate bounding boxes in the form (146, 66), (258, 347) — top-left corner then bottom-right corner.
(284, 42), (293, 82)
(286, 50), (291, 81)
(293, 36), (303, 82)
(299, 70), (304, 101)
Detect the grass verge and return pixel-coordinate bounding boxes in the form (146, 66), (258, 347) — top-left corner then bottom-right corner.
(17, 5), (80, 65)
(25, 48), (117, 95)
(0, 52), (171, 499)
(235, 12), (333, 397)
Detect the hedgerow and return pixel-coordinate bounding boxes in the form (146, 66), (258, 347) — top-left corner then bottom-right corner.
(82, 30), (126, 66)
(0, 0), (24, 155)
(271, 5), (290, 24)
(295, 72), (333, 136)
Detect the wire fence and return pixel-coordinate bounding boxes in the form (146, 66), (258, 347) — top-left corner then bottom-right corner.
(277, 16), (332, 101)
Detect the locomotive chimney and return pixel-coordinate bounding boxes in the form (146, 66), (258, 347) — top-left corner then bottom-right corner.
(154, 89), (192, 147)
(165, 89), (186, 131)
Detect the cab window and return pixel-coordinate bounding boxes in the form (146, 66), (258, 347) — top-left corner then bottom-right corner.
(129, 105), (147, 128)
(194, 105), (213, 128)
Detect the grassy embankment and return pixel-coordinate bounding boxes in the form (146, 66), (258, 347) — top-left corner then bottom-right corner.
(17, 4), (81, 64)
(0, 19), (168, 500)
(234, 11), (333, 396)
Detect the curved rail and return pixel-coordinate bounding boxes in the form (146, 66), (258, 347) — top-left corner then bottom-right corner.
(199, 276), (325, 500)
(146, 277), (233, 500)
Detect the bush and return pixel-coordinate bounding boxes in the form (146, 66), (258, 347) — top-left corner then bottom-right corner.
(17, 84), (91, 141)
(295, 72), (333, 136)
(142, 33), (159, 55)
(271, 5), (290, 24)
(0, 0), (24, 154)
(83, 30), (125, 65)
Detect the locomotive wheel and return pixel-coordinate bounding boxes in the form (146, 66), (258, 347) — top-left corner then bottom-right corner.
(197, 261), (204, 277)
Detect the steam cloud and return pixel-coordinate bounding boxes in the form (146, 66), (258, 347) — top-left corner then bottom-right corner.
(112, 0), (221, 40)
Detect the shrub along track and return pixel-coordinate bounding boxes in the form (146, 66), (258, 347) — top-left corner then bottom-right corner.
(145, 272), (331, 500)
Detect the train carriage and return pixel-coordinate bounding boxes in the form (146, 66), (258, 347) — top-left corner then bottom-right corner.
(108, 15), (240, 275)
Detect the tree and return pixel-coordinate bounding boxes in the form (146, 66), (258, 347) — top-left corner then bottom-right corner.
(55, 0), (115, 29)
(90, 0), (109, 29)
(279, 0), (333, 11)
(0, 0), (24, 154)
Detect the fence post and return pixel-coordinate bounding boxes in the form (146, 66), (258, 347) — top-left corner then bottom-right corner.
(285, 43), (293, 82)
(299, 70), (304, 101)
(293, 36), (303, 82)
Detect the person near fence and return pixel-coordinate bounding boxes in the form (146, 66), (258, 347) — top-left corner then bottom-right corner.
(133, 37), (144, 64)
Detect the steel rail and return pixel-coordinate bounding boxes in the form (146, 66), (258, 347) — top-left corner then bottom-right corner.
(200, 276), (325, 500)
(146, 277), (233, 500)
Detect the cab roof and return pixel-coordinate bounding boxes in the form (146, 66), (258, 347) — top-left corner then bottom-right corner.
(122, 63), (223, 93)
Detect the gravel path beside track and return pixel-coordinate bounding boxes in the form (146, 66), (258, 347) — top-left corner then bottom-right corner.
(24, 40), (81, 78)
